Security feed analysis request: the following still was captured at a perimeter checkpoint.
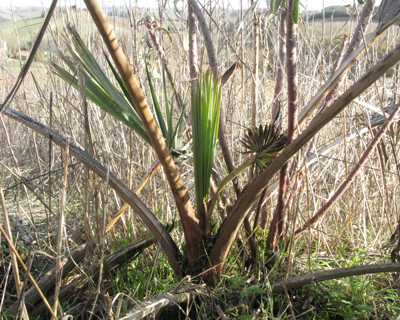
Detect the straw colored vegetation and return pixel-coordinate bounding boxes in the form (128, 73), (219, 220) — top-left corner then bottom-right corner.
(1, 0), (400, 319)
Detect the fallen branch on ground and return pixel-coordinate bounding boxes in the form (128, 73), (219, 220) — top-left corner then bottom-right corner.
(273, 263), (400, 293)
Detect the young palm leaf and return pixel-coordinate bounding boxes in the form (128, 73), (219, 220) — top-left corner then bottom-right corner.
(241, 123), (287, 174)
(192, 70), (221, 222)
(208, 121), (286, 216)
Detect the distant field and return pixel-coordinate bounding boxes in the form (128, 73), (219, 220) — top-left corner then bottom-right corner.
(0, 6), (43, 23)
(304, 16), (380, 40)
(0, 11), (141, 55)
(0, 9), (393, 58)
(0, 16), (65, 54)
(0, 17), (45, 52)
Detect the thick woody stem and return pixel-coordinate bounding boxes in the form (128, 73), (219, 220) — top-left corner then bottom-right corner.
(286, 0), (298, 145)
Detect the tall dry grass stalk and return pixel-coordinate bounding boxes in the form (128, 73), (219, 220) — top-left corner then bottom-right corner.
(53, 137), (69, 318)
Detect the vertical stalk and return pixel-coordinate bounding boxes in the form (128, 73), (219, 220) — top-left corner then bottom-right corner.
(343, 111), (355, 245)
(251, 13), (260, 127)
(48, 93), (53, 233)
(272, 10), (286, 120)
(267, 0), (298, 249)
(83, 0), (202, 266)
(79, 68), (93, 241)
(286, 0), (298, 146)
(188, 2), (198, 81)
(53, 138), (70, 318)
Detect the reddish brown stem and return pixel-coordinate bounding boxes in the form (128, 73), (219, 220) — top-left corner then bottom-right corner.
(267, 1), (298, 249)
(286, 1), (298, 145)
(267, 164), (287, 249)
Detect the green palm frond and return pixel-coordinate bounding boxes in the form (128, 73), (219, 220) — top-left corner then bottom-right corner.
(53, 24), (151, 144)
(145, 53), (187, 152)
(145, 51), (168, 140)
(192, 70), (221, 211)
(54, 24), (188, 153)
(241, 123), (287, 174)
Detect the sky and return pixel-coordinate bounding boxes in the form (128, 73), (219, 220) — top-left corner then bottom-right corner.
(4, 0), (382, 11)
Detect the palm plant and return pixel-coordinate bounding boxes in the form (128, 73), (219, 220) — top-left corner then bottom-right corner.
(52, 0), (400, 280)
(6, 0), (400, 285)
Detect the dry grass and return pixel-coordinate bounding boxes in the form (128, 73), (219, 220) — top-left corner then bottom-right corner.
(0, 2), (400, 319)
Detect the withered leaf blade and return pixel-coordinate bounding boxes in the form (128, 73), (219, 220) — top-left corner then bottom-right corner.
(377, 0), (400, 34)
(221, 62), (240, 86)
